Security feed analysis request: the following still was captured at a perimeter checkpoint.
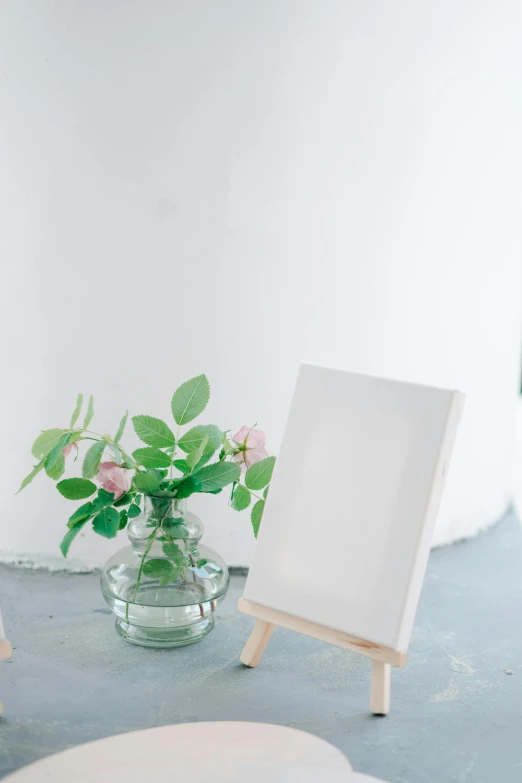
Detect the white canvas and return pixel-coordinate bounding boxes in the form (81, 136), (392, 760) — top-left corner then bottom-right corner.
(243, 363), (464, 652)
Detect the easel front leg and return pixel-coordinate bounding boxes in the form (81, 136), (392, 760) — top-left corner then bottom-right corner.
(240, 620), (275, 667)
(370, 660), (391, 715)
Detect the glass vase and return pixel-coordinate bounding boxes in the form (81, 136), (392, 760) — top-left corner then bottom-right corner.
(100, 496), (229, 648)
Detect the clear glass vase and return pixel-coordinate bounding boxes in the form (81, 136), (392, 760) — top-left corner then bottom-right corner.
(100, 496), (229, 648)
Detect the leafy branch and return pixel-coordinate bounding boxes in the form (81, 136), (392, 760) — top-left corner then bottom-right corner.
(17, 375), (276, 570)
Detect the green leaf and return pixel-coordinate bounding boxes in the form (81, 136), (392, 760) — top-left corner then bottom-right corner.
(44, 432), (73, 479)
(194, 449), (216, 470)
(193, 461), (240, 492)
(67, 502), (95, 528)
(31, 429), (64, 460)
(186, 435), (209, 469)
(245, 456), (276, 491)
(82, 440), (106, 479)
(60, 519), (89, 557)
(143, 558), (178, 586)
(132, 415), (175, 448)
(160, 566), (179, 585)
(113, 492), (133, 507)
(107, 444), (122, 464)
(70, 393), (84, 428)
(17, 460), (45, 493)
(232, 483), (251, 511)
(92, 506), (120, 538)
(263, 485), (270, 499)
(45, 451), (65, 480)
(57, 478), (97, 500)
(93, 488), (116, 509)
(83, 395), (95, 428)
(167, 524), (190, 539)
(178, 424), (222, 453)
(133, 471), (161, 494)
(162, 515), (184, 529)
(128, 503), (141, 518)
(197, 558), (208, 567)
(174, 475), (202, 499)
(132, 447), (172, 469)
(171, 374), (210, 425)
(114, 410), (128, 443)
(173, 459), (190, 473)
(162, 540), (184, 564)
(251, 499), (265, 537)
(118, 509), (128, 530)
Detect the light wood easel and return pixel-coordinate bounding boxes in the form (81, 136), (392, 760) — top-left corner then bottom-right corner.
(237, 367), (463, 716)
(239, 599), (407, 715)
(0, 608), (12, 715)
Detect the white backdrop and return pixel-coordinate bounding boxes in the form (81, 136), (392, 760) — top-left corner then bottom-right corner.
(1, 1), (521, 569)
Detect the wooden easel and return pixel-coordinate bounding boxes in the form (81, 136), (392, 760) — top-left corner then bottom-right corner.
(0, 608), (12, 715)
(237, 367), (464, 716)
(238, 599), (407, 715)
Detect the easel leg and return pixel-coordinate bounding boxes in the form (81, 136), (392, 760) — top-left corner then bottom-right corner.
(240, 620), (275, 667)
(370, 660), (391, 715)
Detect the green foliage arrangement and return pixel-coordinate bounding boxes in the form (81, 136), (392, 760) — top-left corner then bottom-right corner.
(18, 375), (275, 557)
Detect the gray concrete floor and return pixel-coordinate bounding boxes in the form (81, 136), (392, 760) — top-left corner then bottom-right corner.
(1, 511), (522, 782)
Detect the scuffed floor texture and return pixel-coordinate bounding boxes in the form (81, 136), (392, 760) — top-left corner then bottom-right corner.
(1, 510), (521, 782)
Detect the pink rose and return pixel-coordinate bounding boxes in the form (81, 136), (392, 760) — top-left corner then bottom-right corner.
(62, 443), (76, 459)
(95, 462), (132, 499)
(232, 426), (268, 473)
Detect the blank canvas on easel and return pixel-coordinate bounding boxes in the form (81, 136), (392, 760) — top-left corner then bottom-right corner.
(239, 363), (464, 711)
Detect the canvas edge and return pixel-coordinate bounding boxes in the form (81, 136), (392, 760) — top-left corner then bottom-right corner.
(394, 389), (466, 652)
(300, 360), (464, 396)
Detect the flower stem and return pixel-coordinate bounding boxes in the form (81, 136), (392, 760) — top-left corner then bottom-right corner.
(83, 430), (139, 470)
(125, 525), (159, 622)
(186, 547), (205, 616)
(169, 426), (181, 480)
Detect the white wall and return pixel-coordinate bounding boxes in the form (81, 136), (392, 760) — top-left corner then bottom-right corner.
(1, 0), (521, 569)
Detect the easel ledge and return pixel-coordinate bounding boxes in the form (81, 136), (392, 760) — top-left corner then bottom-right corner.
(238, 598), (407, 714)
(238, 599), (406, 667)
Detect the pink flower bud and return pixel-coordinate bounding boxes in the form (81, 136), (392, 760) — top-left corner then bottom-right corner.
(232, 426), (268, 473)
(95, 462), (132, 499)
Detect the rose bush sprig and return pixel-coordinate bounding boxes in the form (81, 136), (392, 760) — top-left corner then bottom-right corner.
(18, 374), (275, 557)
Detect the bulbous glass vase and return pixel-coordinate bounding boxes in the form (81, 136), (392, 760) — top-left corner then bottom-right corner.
(100, 496), (229, 648)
